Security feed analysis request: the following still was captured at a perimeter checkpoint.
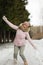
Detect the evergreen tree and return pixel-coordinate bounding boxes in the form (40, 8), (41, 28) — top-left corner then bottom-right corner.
(0, 0), (30, 43)
(0, 0), (30, 26)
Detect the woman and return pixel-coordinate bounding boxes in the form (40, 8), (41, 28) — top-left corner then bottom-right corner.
(2, 16), (36, 65)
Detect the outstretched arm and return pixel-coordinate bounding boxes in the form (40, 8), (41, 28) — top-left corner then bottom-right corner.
(26, 32), (37, 49)
(2, 16), (18, 30)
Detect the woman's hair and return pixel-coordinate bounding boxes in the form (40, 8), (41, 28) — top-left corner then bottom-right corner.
(18, 22), (31, 32)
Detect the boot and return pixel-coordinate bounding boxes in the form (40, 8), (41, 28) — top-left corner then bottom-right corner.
(24, 60), (28, 65)
(14, 59), (17, 65)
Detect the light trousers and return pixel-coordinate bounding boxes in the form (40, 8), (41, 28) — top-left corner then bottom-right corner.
(14, 45), (26, 61)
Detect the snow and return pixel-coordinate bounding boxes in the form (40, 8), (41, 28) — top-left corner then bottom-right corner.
(0, 39), (43, 65)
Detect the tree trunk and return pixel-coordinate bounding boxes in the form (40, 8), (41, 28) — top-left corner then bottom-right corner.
(0, 31), (2, 43)
(3, 30), (6, 43)
(7, 31), (11, 42)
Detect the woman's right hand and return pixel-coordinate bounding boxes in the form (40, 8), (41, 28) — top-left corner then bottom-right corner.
(2, 16), (7, 21)
(33, 46), (37, 50)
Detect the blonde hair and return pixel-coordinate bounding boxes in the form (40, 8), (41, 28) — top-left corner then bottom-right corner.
(19, 23), (31, 32)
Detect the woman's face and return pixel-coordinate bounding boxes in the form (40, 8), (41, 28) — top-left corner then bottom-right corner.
(21, 23), (29, 31)
(19, 22), (31, 32)
(22, 23), (28, 29)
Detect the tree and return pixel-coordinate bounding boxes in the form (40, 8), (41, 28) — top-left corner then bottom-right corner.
(0, 0), (30, 25)
(0, 0), (30, 43)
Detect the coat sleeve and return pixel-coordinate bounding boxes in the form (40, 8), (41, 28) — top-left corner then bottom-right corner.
(2, 16), (18, 30)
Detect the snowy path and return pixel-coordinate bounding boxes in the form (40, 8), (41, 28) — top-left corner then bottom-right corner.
(0, 39), (43, 65)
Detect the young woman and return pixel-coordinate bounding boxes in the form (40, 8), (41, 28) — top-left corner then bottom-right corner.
(2, 16), (37, 65)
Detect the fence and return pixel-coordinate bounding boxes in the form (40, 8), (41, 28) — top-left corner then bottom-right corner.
(30, 26), (43, 39)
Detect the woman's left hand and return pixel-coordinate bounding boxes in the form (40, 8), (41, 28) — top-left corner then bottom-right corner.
(33, 46), (37, 50)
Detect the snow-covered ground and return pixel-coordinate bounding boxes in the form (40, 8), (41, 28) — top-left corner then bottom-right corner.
(0, 39), (43, 65)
